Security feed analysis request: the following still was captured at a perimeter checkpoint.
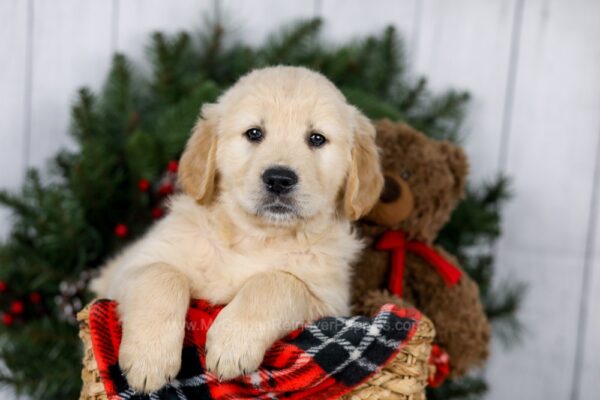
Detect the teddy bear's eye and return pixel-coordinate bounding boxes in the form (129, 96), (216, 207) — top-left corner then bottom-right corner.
(401, 170), (412, 180)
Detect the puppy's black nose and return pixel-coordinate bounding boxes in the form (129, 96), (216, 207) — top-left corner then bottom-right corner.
(262, 166), (298, 195)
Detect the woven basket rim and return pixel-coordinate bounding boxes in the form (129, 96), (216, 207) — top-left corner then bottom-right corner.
(77, 301), (435, 400)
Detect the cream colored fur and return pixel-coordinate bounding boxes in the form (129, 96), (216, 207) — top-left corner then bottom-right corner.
(91, 66), (383, 393)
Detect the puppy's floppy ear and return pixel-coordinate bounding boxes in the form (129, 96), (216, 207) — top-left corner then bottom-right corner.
(343, 109), (384, 221)
(178, 104), (219, 204)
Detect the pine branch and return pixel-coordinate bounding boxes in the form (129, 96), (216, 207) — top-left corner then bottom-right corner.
(199, 18), (225, 69)
(259, 18), (323, 64)
(486, 281), (528, 346)
(462, 255), (494, 296)
(342, 87), (404, 121)
(147, 32), (199, 106)
(428, 376), (488, 400)
(70, 88), (99, 141)
(100, 54), (138, 138)
(366, 26), (405, 97)
(154, 81), (221, 159)
(408, 90), (470, 141)
(439, 175), (512, 252)
(0, 189), (35, 220)
(399, 77), (427, 110)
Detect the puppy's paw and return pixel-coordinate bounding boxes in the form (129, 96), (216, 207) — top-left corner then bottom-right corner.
(205, 317), (268, 381)
(119, 334), (182, 393)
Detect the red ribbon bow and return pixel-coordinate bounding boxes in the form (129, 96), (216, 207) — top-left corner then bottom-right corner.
(428, 344), (451, 387)
(376, 230), (462, 298)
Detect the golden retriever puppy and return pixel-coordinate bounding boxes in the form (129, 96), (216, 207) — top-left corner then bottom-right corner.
(91, 66), (383, 393)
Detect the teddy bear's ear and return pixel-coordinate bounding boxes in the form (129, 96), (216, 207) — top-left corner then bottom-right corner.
(439, 141), (469, 198)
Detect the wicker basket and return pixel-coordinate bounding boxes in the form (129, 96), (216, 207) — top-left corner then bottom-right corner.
(78, 305), (108, 400)
(77, 304), (435, 400)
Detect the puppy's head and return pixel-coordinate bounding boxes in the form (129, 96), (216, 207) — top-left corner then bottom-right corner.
(179, 66), (383, 226)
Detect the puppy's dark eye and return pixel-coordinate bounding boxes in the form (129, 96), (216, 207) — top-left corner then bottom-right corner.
(308, 133), (327, 148)
(401, 170), (412, 180)
(245, 128), (264, 142)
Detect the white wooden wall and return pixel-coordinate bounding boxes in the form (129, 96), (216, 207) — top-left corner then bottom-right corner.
(1, 1), (599, 399)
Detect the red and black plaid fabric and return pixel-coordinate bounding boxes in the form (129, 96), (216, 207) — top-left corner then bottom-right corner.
(88, 299), (422, 400)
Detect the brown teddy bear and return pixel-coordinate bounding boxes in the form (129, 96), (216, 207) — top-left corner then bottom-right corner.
(352, 119), (490, 380)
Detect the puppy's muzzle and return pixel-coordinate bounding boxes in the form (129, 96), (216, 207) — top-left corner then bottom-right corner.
(262, 166), (298, 195)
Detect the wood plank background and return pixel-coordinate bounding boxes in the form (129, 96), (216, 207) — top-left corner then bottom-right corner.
(1, 1), (599, 399)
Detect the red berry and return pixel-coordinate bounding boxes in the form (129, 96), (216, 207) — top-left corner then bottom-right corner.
(151, 207), (164, 219)
(0, 281), (6, 293)
(10, 301), (24, 315)
(158, 183), (174, 197)
(167, 160), (178, 173)
(29, 292), (42, 304)
(114, 224), (129, 237)
(137, 179), (151, 192)
(2, 313), (14, 326)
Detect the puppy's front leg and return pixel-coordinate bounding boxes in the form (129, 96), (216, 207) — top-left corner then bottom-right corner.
(118, 263), (190, 393)
(206, 271), (325, 380)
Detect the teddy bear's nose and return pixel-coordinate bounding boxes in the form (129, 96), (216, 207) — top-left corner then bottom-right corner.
(380, 175), (402, 203)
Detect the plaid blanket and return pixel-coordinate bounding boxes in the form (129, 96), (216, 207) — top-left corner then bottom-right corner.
(88, 299), (422, 400)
